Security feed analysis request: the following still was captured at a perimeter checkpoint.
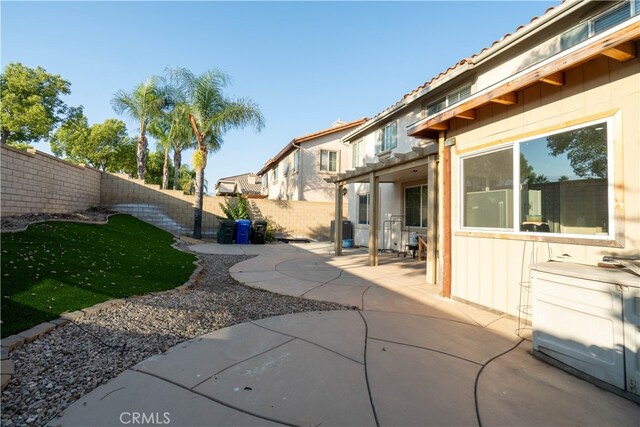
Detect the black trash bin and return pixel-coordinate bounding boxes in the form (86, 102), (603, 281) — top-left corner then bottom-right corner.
(218, 220), (236, 244)
(251, 220), (267, 244)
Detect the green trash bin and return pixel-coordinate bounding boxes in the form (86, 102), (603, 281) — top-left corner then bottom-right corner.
(218, 220), (236, 244)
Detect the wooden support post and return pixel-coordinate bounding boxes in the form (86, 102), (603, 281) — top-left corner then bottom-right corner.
(334, 183), (343, 256)
(426, 155), (438, 285)
(441, 131), (452, 298)
(368, 172), (379, 267)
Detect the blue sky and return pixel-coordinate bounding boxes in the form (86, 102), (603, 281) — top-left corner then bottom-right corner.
(2, 0), (557, 189)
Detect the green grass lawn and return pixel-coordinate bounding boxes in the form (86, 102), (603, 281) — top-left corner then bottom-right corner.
(1, 214), (197, 338)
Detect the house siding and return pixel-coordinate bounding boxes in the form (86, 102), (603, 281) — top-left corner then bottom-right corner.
(448, 54), (639, 316)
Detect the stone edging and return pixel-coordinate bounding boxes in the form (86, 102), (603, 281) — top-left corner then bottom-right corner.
(0, 213), (120, 234)
(0, 247), (203, 392)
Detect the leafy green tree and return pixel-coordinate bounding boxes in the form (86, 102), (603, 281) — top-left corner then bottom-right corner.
(0, 63), (71, 146)
(144, 150), (173, 187)
(51, 109), (131, 171)
(546, 125), (607, 179)
(169, 67), (264, 239)
(111, 77), (169, 180)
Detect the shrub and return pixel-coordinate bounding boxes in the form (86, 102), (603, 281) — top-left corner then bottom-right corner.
(220, 195), (250, 220)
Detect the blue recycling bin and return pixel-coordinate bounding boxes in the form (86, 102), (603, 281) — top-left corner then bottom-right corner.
(235, 219), (251, 244)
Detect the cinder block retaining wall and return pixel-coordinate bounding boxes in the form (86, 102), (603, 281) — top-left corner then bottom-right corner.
(0, 145), (101, 216)
(100, 173), (339, 240)
(0, 146), (338, 240)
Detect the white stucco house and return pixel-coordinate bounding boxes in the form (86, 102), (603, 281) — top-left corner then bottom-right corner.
(329, 0), (640, 397)
(257, 118), (367, 202)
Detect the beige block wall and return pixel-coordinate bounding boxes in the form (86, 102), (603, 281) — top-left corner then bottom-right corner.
(448, 55), (640, 317)
(0, 145), (101, 216)
(101, 172), (339, 240)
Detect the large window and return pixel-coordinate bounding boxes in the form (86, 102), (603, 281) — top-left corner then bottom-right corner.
(352, 139), (365, 168)
(272, 165), (279, 182)
(461, 121), (612, 238)
(462, 148), (514, 229)
(405, 185), (429, 227)
(320, 150), (338, 172)
(377, 122), (397, 153)
(358, 194), (369, 225)
(262, 174), (268, 187)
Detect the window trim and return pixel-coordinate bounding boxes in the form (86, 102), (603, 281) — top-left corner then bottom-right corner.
(377, 121), (398, 154)
(404, 184), (429, 228)
(320, 149), (338, 173)
(358, 193), (370, 225)
(293, 149), (300, 173)
(352, 139), (365, 168)
(457, 117), (616, 244)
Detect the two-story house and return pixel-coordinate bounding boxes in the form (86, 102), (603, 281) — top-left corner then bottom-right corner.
(258, 118), (367, 202)
(330, 0), (639, 322)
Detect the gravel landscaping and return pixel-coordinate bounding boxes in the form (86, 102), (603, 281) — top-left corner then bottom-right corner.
(1, 253), (351, 427)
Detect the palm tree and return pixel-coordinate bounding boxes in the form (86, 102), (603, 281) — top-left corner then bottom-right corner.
(169, 68), (264, 239)
(147, 114), (172, 189)
(112, 77), (169, 180)
(169, 104), (195, 190)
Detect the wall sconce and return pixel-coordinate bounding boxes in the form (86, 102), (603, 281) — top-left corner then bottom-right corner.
(342, 187), (348, 197)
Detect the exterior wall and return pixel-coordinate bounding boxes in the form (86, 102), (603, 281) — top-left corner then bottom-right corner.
(263, 149), (300, 201)
(263, 129), (353, 202)
(345, 107), (428, 250)
(0, 145), (101, 216)
(100, 172), (338, 240)
(448, 55), (640, 317)
(298, 133), (349, 202)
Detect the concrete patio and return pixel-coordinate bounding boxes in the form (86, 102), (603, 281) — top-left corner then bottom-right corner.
(50, 242), (640, 426)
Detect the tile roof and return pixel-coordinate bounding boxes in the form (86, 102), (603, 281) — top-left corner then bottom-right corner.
(257, 117), (368, 176)
(342, 1), (568, 140)
(215, 173), (262, 195)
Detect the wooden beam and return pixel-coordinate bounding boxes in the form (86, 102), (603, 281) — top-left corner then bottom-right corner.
(408, 22), (640, 138)
(490, 92), (517, 105)
(540, 71), (565, 86)
(455, 109), (476, 120)
(428, 121), (449, 131)
(601, 41), (637, 62)
(441, 130), (451, 298)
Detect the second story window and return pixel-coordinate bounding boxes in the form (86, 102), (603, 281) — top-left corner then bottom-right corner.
(352, 139), (365, 168)
(320, 150), (338, 172)
(293, 150), (300, 173)
(272, 165), (279, 182)
(424, 84), (472, 118)
(377, 122), (397, 153)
